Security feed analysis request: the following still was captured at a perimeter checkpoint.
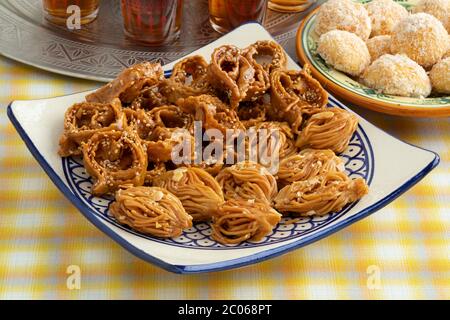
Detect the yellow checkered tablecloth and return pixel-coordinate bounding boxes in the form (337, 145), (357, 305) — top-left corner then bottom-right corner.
(0, 55), (449, 300)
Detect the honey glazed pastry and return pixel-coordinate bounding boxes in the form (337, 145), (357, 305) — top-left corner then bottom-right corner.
(58, 40), (369, 245)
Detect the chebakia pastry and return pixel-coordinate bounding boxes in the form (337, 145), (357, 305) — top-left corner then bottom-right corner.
(177, 94), (244, 134)
(412, 0), (450, 33)
(274, 172), (368, 216)
(59, 98), (125, 157)
(82, 129), (148, 196)
(362, 54), (432, 98)
(216, 161), (278, 205)
(159, 55), (211, 103)
(145, 105), (194, 162)
(86, 62), (164, 104)
(366, 35), (392, 62)
(243, 40), (287, 73)
(296, 107), (358, 154)
(123, 108), (154, 140)
(110, 186), (192, 238)
(59, 41), (369, 245)
(211, 199), (282, 245)
(429, 57), (450, 94)
(237, 100), (267, 128)
(148, 105), (194, 133)
(253, 121), (297, 161)
(153, 167), (224, 221)
(207, 45), (255, 108)
(390, 13), (449, 69)
(317, 30), (371, 77)
(315, 0), (372, 41)
(277, 149), (345, 188)
(239, 45), (270, 102)
(365, 0), (409, 37)
(130, 84), (168, 111)
(269, 66), (328, 133)
(145, 162), (167, 185)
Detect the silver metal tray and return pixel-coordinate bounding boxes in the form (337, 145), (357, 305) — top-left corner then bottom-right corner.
(0, 0), (318, 82)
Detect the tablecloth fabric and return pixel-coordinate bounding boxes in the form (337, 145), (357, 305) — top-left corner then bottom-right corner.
(0, 56), (449, 300)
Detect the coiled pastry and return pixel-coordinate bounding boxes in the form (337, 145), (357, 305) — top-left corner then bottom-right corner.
(178, 94), (244, 134)
(153, 167), (225, 221)
(237, 100), (268, 128)
(129, 85), (168, 111)
(296, 107), (358, 153)
(253, 121), (297, 162)
(145, 105), (195, 162)
(59, 98), (126, 157)
(145, 161), (167, 185)
(82, 129), (148, 195)
(160, 55), (212, 103)
(277, 149), (345, 188)
(110, 186), (193, 238)
(216, 161), (278, 204)
(123, 108), (154, 140)
(243, 40), (287, 73)
(274, 171), (368, 216)
(270, 65), (328, 116)
(211, 199), (282, 245)
(207, 45), (255, 108)
(86, 62), (164, 104)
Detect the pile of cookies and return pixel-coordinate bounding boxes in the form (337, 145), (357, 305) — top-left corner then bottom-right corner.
(315, 0), (450, 97)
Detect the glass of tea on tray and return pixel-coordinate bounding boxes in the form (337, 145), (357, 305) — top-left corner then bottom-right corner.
(42, 0), (100, 25)
(209, 0), (268, 34)
(121, 0), (184, 45)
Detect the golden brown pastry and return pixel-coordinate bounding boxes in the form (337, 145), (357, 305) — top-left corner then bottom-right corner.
(153, 167), (225, 221)
(296, 107), (358, 153)
(59, 98), (126, 157)
(129, 84), (168, 111)
(270, 65), (328, 114)
(276, 149), (344, 188)
(216, 161), (278, 204)
(110, 186), (193, 238)
(123, 108), (154, 140)
(145, 161), (167, 185)
(253, 121), (297, 161)
(211, 199), (282, 245)
(207, 45), (255, 108)
(86, 62), (164, 104)
(268, 65), (328, 133)
(237, 100), (268, 128)
(82, 129), (147, 195)
(177, 94), (244, 134)
(274, 171), (368, 216)
(145, 105), (195, 162)
(243, 40), (287, 73)
(160, 55), (212, 103)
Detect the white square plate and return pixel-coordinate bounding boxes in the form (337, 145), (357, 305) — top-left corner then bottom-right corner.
(7, 24), (439, 273)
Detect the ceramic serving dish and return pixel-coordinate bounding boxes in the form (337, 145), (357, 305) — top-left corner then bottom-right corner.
(296, 0), (450, 117)
(8, 23), (439, 273)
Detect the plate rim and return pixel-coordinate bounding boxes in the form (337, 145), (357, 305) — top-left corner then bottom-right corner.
(7, 93), (440, 273)
(295, 6), (450, 118)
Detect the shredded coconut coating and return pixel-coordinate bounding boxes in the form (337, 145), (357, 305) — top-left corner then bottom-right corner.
(362, 54), (432, 97)
(315, 0), (372, 41)
(366, 35), (392, 62)
(317, 30), (371, 76)
(412, 0), (450, 33)
(429, 57), (450, 94)
(365, 0), (409, 37)
(390, 13), (449, 69)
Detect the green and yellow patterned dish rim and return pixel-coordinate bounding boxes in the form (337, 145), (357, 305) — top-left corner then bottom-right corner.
(296, 0), (450, 117)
